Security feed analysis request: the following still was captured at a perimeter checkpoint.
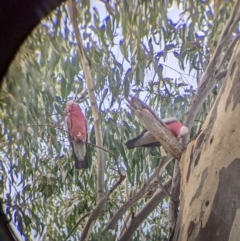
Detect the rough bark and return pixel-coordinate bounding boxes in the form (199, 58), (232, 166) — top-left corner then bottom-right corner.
(172, 41), (240, 241)
(0, 0), (66, 82)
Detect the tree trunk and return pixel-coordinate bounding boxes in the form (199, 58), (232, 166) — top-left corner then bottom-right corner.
(172, 41), (240, 241)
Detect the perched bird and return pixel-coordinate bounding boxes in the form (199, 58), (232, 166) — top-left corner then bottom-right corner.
(125, 117), (188, 149)
(65, 100), (88, 169)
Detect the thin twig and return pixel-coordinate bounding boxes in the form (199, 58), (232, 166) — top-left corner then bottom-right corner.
(85, 141), (123, 176)
(63, 212), (91, 241)
(157, 179), (178, 203)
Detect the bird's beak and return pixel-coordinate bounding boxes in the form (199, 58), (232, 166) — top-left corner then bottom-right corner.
(178, 126), (189, 138)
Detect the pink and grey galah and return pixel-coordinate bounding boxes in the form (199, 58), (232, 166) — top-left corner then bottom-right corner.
(125, 117), (188, 149)
(65, 100), (88, 169)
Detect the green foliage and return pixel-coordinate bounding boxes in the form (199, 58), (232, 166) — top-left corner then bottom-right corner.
(0, 0), (236, 240)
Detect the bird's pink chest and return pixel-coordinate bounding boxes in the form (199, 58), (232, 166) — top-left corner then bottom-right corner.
(66, 113), (86, 141)
(166, 121), (181, 137)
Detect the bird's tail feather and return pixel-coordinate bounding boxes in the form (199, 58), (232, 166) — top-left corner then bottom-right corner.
(125, 138), (138, 149)
(75, 155), (88, 169)
(138, 142), (161, 148)
(125, 139), (161, 149)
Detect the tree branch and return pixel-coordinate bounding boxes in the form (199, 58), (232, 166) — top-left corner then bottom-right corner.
(68, 0), (105, 200)
(168, 161), (180, 234)
(64, 174), (125, 241)
(67, 0), (114, 239)
(127, 96), (184, 160)
(79, 175), (125, 241)
(102, 154), (173, 233)
(184, 0), (240, 135)
(85, 142), (123, 176)
(63, 212), (91, 241)
(118, 178), (172, 241)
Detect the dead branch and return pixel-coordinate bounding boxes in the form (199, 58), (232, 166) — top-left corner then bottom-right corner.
(127, 96), (184, 160)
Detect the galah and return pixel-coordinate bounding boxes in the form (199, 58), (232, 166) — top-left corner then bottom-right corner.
(125, 117), (188, 149)
(65, 100), (88, 169)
